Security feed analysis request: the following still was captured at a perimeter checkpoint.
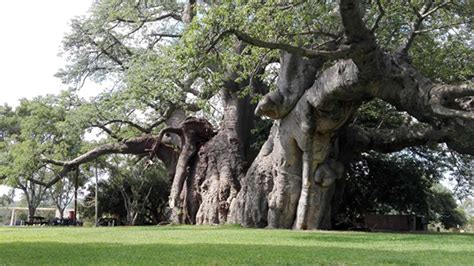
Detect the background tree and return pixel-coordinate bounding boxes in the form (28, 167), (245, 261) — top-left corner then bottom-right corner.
(49, 174), (75, 220)
(429, 184), (468, 229)
(81, 157), (169, 225)
(0, 94), (86, 222)
(336, 151), (466, 229)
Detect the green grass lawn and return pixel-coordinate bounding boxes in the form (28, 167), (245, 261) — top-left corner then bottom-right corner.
(0, 225), (473, 265)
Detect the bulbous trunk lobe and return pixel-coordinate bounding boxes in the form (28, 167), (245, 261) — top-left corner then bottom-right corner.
(230, 58), (361, 230)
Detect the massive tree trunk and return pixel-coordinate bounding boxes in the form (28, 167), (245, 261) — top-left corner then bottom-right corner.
(230, 57), (360, 229)
(167, 88), (256, 225)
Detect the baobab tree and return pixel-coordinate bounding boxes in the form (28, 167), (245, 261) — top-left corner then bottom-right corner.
(26, 0), (472, 229)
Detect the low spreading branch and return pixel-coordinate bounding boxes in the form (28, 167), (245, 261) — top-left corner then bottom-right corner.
(30, 135), (178, 188)
(346, 124), (448, 153)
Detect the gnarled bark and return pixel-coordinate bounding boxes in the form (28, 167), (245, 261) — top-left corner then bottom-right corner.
(230, 58), (361, 229)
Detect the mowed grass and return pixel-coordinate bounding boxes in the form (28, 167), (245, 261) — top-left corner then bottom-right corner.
(0, 225), (473, 265)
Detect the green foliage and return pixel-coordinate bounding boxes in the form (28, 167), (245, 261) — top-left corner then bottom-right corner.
(82, 156), (170, 225)
(354, 99), (407, 129)
(0, 189), (14, 207)
(339, 151), (467, 229)
(341, 152), (437, 218)
(429, 185), (468, 229)
(354, 97), (473, 200)
(56, 0), (473, 127)
(56, 0), (191, 138)
(0, 93), (89, 220)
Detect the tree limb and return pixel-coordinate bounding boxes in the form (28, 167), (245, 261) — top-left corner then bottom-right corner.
(90, 124), (124, 141)
(339, 0), (372, 42)
(210, 29), (351, 60)
(370, 0), (385, 33)
(346, 124), (448, 153)
(372, 54), (474, 154)
(398, 0), (450, 56)
(116, 12), (182, 23)
(30, 135), (179, 188)
(149, 32), (182, 38)
(93, 107), (173, 136)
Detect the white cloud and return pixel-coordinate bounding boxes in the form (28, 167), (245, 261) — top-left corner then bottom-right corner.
(0, 0), (94, 107)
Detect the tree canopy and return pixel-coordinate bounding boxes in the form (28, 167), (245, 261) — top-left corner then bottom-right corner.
(1, 0), (472, 229)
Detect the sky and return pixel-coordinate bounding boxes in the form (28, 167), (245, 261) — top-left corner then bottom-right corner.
(0, 0), (96, 107)
(0, 0), (95, 196)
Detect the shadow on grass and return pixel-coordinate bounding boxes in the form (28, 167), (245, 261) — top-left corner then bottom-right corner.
(1, 241), (472, 265)
(293, 231), (474, 244)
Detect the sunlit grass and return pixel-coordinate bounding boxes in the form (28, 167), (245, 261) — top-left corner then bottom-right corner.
(1, 225), (473, 265)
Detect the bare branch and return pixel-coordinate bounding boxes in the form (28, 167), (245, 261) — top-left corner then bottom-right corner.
(210, 29), (351, 60)
(422, 1), (450, 19)
(414, 22), (465, 34)
(40, 157), (68, 167)
(144, 107), (175, 133)
(149, 32), (182, 38)
(370, 0), (385, 33)
(90, 124), (124, 141)
(283, 30), (341, 39)
(90, 39), (128, 71)
(102, 119), (149, 133)
(116, 12), (182, 23)
(398, 1), (451, 56)
(277, 0), (307, 11)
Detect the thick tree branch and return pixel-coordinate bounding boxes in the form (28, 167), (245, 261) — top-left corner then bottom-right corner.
(429, 83), (474, 120)
(346, 124), (448, 153)
(210, 29), (351, 60)
(375, 55), (474, 124)
(182, 0), (196, 24)
(372, 53), (474, 154)
(30, 135), (178, 188)
(339, 0), (372, 42)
